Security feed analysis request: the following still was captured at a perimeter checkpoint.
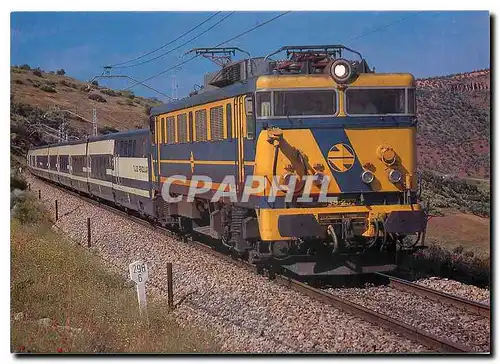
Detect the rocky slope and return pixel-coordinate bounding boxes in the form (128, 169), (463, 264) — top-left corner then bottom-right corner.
(416, 69), (490, 178)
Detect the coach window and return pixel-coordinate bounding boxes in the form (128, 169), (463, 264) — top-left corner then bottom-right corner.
(132, 140), (137, 156)
(210, 106), (224, 141)
(256, 92), (272, 117)
(195, 109), (208, 142)
(177, 113), (188, 143)
(226, 104), (232, 139)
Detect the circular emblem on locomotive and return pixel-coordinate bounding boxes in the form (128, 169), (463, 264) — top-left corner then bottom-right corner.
(327, 143), (356, 172)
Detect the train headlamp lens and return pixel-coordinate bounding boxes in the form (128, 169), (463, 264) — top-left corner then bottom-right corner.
(330, 59), (353, 83)
(361, 171), (374, 184)
(334, 64), (347, 78)
(388, 169), (403, 183)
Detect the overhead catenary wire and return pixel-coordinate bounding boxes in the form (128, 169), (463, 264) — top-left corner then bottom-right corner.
(344, 12), (422, 43)
(110, 11), (235, 70)
(123, 11), (291, 92)
(106, 11), (221, 68)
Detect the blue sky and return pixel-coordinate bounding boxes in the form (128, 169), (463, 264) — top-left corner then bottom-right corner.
(10, 11), (490, 101)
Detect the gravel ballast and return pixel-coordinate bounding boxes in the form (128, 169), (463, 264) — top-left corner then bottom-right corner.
(327, 284), (490, 352)
(25, 174), (488, 353)
(415, 277), (490, 304)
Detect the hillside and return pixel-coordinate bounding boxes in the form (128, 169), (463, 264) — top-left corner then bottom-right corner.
(10, 65), (162, 151)
(416, 69), (490, 179)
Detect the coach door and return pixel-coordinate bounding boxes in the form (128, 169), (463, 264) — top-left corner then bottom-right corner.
(233, 94), (255, 194)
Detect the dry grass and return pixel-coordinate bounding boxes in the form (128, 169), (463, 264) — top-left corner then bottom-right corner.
(11, 196), (219, 354)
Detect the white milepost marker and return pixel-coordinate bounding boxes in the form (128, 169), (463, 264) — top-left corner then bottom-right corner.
(129, 260), (149, 319)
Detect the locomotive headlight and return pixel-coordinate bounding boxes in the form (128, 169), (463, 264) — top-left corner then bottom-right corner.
(330, 59), (353, 83)
(388, 169), (403, 183)
(361, 171), (375, 184)
(334, 64), (347, 78)
(377, 145), (397, 166)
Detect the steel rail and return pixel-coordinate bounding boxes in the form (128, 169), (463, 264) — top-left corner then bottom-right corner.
(375, 272), (490, 319)
(31, 174), (475, 353)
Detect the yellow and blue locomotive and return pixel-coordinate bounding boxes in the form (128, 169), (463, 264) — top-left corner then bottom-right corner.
(150, 45), (427, 275)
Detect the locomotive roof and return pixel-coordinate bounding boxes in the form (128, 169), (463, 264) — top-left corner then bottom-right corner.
(151, 77), (257, 116)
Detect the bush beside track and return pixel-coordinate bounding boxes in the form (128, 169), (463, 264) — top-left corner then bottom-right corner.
(399, 244), (490, 288)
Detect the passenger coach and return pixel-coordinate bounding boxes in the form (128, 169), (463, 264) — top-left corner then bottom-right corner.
(28, 129), (154, 216)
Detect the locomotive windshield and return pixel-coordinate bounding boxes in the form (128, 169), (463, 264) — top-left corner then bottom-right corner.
(256, 90), (337, 117)
(346, 88), (415, 115)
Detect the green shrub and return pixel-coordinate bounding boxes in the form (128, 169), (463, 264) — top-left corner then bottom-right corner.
(58, 80), (78, 89)
(100, 89), (122, 97)
(402, 243), (490, 288)
(88, 93), (106, 103)
(32, 69), (43, 77)
(419, 170), (490, 217)
(56, 69), (66, 75)
(120, 90), (134, 99)
(40, 85), (57, 93)
(11, 171), (27, 191)
(11, 195), (49, 225)
(98, 126), (119, 135)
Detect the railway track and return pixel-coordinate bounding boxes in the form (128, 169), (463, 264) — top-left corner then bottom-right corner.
(33, 176), (484, 353)
(275, 276), (476, 353)
(375, 272), (490, 319)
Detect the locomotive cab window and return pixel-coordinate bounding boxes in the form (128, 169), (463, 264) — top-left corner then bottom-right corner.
(346, 88), (408, 115)
(256, 92), (271, 117)
(274, 90), (337, 116)
(407, 88), (416, 114)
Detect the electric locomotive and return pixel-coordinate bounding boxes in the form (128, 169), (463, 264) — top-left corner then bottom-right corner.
(27, 44), (427, 276)
(150, 45), (427, 275)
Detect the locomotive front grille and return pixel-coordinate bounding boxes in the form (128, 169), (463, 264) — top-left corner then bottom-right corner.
(317, 213), (368, 225)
